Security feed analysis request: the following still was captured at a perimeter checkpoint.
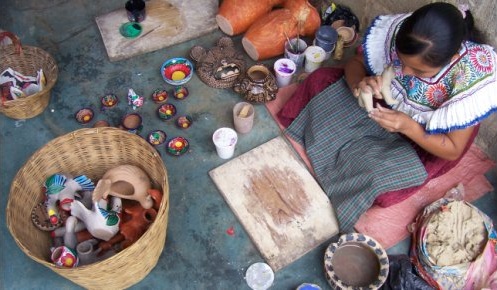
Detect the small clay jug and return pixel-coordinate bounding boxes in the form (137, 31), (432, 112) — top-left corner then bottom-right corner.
(76, 239), (116, 266)
(233, 64), (278, 103)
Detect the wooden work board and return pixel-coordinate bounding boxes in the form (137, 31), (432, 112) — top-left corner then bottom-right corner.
(209, 136), (339, 271)
(95, 0), (218, 62)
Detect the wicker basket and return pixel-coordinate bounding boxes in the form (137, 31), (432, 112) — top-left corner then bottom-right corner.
(6, 127), (169, 289)
(0, 31), (58, 119)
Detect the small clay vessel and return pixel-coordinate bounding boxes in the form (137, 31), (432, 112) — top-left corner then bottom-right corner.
(233, 64), (278, 103)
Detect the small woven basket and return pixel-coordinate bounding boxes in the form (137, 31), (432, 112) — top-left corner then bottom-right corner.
(6, 127), (169, 289)
(0, 31), (58, 119)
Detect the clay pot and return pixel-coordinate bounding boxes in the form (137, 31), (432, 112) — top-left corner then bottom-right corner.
(233, 64), (278, 103)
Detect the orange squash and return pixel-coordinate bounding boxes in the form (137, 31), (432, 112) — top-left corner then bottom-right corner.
(242, 0), (321, 61)
(216, 0), (285, 36)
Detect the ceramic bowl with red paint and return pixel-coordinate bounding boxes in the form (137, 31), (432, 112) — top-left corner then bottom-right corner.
(75, 108), (94, 124)
(176, 115), (193, 129)
(166, 136), (189, 156)
(161, 57), (194, 86)
(157, 103), (177, 121)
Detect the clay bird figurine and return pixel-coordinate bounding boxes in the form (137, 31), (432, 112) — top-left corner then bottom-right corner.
(43, 173), (95, 225)
(70, 196), (122, 241)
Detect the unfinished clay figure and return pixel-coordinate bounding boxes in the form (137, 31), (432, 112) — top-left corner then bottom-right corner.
(357, 65), (398, 112)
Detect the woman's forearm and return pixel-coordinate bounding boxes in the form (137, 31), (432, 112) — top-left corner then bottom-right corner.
(402, 121), (475, 160)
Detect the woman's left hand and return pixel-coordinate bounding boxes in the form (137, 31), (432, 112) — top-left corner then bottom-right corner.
(368, 103), (413, 133)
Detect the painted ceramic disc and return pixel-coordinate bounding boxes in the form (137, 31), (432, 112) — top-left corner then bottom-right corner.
(31, 201), (69, 231)
(166, 136), (189, 156)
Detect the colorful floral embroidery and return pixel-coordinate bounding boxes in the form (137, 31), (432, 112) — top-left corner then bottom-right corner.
(426, 83), (448, 107)
(470, 46), (493, 74)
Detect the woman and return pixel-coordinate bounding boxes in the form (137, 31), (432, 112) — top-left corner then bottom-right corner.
(277, 2), (497, 230)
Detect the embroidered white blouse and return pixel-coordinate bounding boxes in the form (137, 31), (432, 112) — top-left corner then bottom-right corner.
(362, 13), (497, 134)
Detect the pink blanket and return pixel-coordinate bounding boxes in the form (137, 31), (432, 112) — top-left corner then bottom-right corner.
(266, 81), (495, 249)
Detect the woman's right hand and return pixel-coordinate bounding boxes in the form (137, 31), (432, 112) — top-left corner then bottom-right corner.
(353, 75), (384, 98)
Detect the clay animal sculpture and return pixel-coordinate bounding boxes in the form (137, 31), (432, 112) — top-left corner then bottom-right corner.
(70, 195), (122, 241)
(43, 173), (95, 225)
(92, 165), (153, 209)
(357, 65), (398, 112)
(189, 36), (246, 89)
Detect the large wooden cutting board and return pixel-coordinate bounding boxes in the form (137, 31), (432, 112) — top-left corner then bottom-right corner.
(95, 0), (218, 61)
(209, 136), (339, 271)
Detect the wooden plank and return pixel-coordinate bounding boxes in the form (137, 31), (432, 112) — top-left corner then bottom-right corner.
(95, 0), (218, 62)
(209, 136), (339, 271)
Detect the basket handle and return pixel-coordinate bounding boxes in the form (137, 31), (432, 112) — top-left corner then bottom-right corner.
(0, 31), (23, 55)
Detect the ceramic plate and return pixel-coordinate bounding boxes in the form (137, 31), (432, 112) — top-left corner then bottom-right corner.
(324, 233), (389, 289)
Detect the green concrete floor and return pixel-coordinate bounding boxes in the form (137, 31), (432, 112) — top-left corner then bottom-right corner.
(1, 1), (496, 290)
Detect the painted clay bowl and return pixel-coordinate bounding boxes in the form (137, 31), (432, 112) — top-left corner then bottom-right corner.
(93, 120), (110, 128)
(121, 112), (143, 134)
(172, 85), (189, 100)
(176, 115), (193, 129)
(101, 94), (118, 109)
(161, 57), (194, 86)
(166, 136), (189, 156)
(147, 130), (167, 146)
(324, 233), (389, 289)
(75, 108), (94, 124)
(157, 103), (177, 121)
(151, 89), (168, 104)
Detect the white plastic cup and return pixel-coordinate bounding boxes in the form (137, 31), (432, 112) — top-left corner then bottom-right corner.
(304, 46), (326, 73)
(284, 38), (307, 68)
(212, 127), (238, 159)
(273, 58), (296, 88)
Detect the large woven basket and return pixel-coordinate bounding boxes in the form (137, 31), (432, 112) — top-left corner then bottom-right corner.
(6, 127), (169, 289)
(0, 31), (58, 119)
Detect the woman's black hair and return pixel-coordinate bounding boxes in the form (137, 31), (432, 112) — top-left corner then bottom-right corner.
(395, 2), (485, 67)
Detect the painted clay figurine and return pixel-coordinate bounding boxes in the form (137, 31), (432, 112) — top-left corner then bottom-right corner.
(127, 88), (144, 110)
(70, 195), (122, 241)
(99, 188), (163, 252)
(43, 173), (95, 225)
(357, 65), (398, 112)
(92, 165), (153, 209)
